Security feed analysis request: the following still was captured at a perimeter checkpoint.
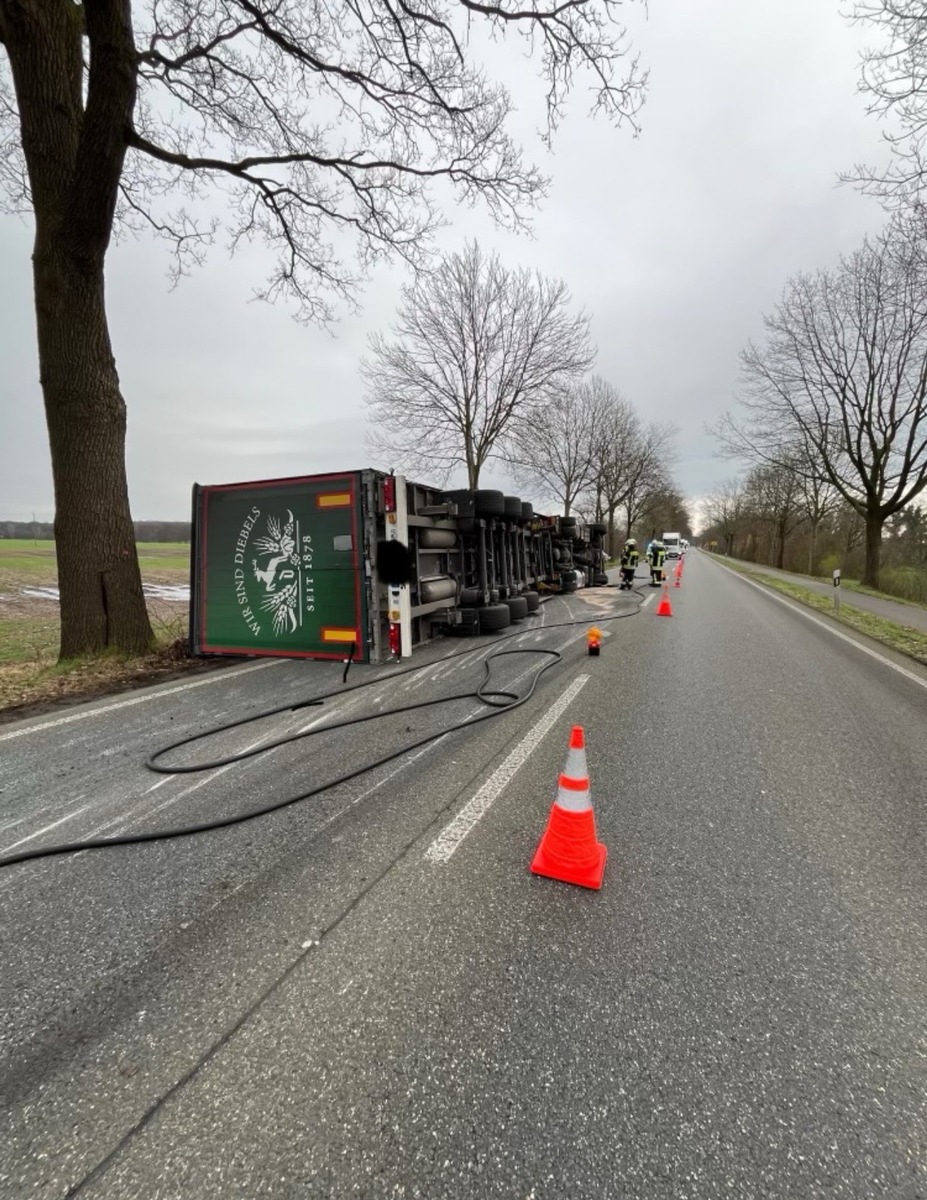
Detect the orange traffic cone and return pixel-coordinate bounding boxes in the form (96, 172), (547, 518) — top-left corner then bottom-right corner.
(656, 581), (673, 616)
(530, 726), (607, 889)
(673, 562), (682, 588)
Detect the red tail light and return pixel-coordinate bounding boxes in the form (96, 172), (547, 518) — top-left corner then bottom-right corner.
(383, 476), (396, 512)
(388, 622), (402, 657)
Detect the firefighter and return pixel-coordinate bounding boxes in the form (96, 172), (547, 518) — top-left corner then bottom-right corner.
(619, 538), (639, 590)
(647, 539), (666, 587)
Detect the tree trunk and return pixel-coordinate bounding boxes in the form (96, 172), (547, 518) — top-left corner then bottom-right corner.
(5, 0), (152, 659)
(863, 510), (882, 590)
(35, 235), (153, 658)
(807, 519), (818, 575)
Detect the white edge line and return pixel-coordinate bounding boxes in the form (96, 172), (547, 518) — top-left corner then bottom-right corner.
(0, 659), (286, 744)
(716, 560), (927, 692)
(425, 673), (591, 865)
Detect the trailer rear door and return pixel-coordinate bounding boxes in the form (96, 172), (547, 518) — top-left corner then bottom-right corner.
(190, 473), (369, 661)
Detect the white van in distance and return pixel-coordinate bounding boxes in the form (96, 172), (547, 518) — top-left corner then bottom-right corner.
(663, 532), (682, 559)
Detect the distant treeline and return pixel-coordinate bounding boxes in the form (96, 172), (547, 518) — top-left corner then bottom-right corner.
(0, 521), (191, 542)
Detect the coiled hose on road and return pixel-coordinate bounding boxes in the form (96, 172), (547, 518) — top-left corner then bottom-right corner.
(0, 582), (650, 870)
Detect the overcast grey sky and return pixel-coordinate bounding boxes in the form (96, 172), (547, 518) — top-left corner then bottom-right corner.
(0, 0), (892, 523)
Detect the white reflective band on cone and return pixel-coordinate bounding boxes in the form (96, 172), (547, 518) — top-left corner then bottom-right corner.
(556, 744), (592, 812)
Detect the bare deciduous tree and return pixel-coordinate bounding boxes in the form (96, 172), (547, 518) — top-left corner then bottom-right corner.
(583, 380), (636, 538)
(743, 462), (805, 570)
(638, 485), (690, 543)
(702, 479), (747, 557)
(615, 420), (676, 547)
(508, 375), (619, 515)
(363, 242), (594, 487)
(0, 0), (644, 658)
(791, 444), (839, 574)
(715, 218), (927, 588)
(848, 0), (927, 205)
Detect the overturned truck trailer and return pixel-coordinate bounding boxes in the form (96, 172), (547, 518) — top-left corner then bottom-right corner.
(189, 470), (608, 664)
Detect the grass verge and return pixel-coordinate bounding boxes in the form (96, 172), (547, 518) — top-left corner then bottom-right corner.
(0, 610), (207, 721)
(721, 560), (927, 666)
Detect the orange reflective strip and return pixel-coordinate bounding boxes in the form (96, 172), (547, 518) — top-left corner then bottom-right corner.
(558, 773), (589, 791)
(316, 492), (352, 508)
(321, 627), (359, 643)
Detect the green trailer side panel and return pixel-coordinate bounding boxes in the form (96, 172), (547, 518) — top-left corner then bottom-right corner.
(194, 473), (368, 661)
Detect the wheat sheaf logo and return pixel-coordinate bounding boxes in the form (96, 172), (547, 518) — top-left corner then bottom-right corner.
(251, 510), (299, 635)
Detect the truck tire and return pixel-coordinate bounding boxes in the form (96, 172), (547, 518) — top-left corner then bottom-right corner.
(560, 515), (577, 530)
(478, 603), (511, 631)
(590, 522), (608, 536)
(419, 527), (457, 549)
(593, 572), (610, 587)
(459, 586), (481, 606)
(523, 590), (540, 612)
(504, 595), (528, 622)
(521, 502), (534, 522)
(502, 495), (522, 521)
(474, 489), (505, 518)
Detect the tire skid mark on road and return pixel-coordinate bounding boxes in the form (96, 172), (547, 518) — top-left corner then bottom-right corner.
(0, 796), (88, 854)
(0, 659), (287, 744)
(83, 731), (279, 842)
(0, 814), (31, 837)
(0, 800), (90, 856)
(100, 692), (374, 833)
(5, 671), (430, 859)
(141, 687), (374, 799)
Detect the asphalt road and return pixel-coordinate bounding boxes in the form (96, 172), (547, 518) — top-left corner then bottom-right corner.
(717, 555), (927, 634)
(1, 555), (926, 1199)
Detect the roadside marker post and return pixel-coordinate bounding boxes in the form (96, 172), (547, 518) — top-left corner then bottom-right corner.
(833, 568), (841, 614)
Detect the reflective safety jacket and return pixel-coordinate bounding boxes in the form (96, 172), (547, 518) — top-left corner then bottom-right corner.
(647, 545), (666, 569)
(620, 548), (639, 569)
